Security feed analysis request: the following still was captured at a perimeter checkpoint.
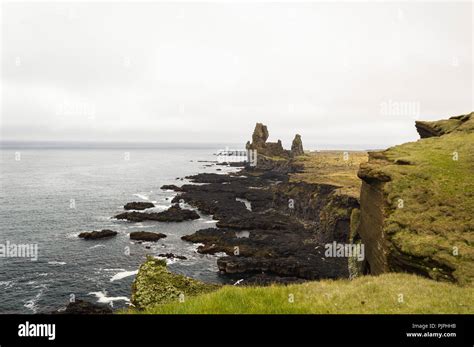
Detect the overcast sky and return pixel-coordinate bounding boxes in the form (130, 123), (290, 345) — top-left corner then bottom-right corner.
(1, 1), (472, 149)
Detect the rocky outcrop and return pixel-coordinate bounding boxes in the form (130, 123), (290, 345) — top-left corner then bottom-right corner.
(415, 112), (473, 138)
(53, 299), (113, 314)
(131, 257), (219, 310)
(158, 253), (187, 260)
(124, 202), (155, 210)
(245, 123), (305, 172)
(115, 204), (199, 222)
(160, 184), (182, 191)
(78, 229), (117, 240)
(246, 123), (288, 158)
(251, 122), (269, 148)
(356, 112), (474, 285)
(290, 134), (304, 157)
(130, 231), (166, 242)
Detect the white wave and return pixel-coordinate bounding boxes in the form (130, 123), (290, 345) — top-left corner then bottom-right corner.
(48, 261), (66, 265)
(96, 216), (113, 221)
(88, 244), (106, 250)
(155, 256), (179, 265)
(88, 291), (130, 304)
(24, 285), (47, 313)
(66, 232), (80, 239)
(204, 220), (218, 224)
(110, 270), (138, 282)
(193, 243), (205, 253)
(165, 257), (178, 265)
(151, 205), (169, 211)
(0, 280), (14, 289)
(133, 193), (149, 201)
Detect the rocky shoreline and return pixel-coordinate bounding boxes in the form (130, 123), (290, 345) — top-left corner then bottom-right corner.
(125, 123), (368, 310)
(175, 171), (351, 282)
(69, 113), (474, 312)
(161, 123), (362, 284)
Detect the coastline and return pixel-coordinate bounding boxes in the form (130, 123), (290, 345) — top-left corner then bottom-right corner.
(42, 113), (473, 314)
(126, 114), (474, 314)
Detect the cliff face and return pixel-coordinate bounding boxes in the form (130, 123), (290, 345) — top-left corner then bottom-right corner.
(272, 181), (359, 244)
(356, 112), (474, 285)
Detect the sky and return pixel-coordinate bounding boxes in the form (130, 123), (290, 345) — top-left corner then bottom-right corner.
(1, 1), (472, 149)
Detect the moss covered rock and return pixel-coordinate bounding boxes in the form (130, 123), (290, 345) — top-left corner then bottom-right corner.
(131, 256), (220, 310)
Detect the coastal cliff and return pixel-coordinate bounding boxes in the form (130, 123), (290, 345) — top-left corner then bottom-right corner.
(129, 114), (473, 313)
(356, 112), (474, 285)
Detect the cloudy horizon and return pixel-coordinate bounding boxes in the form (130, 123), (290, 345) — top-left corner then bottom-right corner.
(1, 1), (472, 149)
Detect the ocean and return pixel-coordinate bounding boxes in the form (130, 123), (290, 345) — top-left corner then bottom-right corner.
(0, 143), (240, 313)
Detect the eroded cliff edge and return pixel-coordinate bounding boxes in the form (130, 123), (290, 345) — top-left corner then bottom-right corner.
(355, 112), (474, 285)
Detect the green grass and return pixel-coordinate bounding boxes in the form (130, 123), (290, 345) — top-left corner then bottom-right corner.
(291, 151), (368, 198)
(374, 129), (474, 284)
(124, 273), (473, 314)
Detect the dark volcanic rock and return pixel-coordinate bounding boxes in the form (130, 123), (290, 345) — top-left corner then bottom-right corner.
(115, 204), (199, 222)
(55, 300), (113, 314)
(130, 231), (166, 241)
(216, 161), (246, 167)
(182, 227), (348, 280)
(172, 126), (356, 283)
(217, 254), (346, 279)
(215, 210), (304, 230)
(78, 229), (117, 240)
(184, 173), (243, 184)
(158, 253), (187, 260)
(124, 202), (155, 210)
(176, 163), (356, 281)
(161, 184), (183, 191)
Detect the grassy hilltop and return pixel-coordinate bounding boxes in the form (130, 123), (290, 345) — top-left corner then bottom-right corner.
(357, 112), (474, 285)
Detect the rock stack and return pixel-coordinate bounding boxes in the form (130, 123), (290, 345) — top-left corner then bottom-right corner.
(291, 134), (304, 157)
(246, 123), (304, 158)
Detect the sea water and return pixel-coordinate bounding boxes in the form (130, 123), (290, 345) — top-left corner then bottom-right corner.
(0, 143), (238, 313)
